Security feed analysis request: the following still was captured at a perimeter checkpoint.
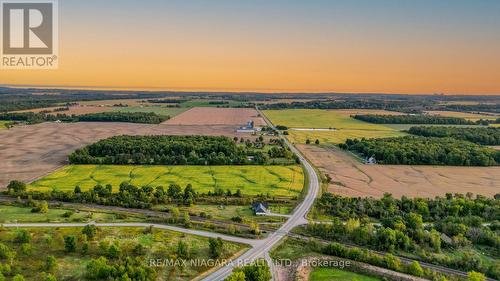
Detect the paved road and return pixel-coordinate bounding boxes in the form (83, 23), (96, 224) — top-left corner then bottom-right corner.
(2, 110), (321, 281)
(199, 109), (321, 281)
(1, 222), (260, 246)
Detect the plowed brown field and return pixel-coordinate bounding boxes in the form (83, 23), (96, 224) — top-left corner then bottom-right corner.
(164, 107), (266, 126)
(297, 144), (500, 198)
(0, 122), (244, 188)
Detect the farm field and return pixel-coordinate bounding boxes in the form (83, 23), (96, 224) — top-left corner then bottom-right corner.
(288, 129), (406, 144)
(165, 107), (266, 125)
(310, 268), (381, 281)
(12, 105), (114, 115)
(383, 123), (485, 130)
(297, 144), (500, 198)
(111, 105), (188, 117)
(0, 204), (144, 224)
(263, 109), (404, 144)
(424, 110), (499, 121)
(29, 165), (305, 197)
(0, 122), (247, 189)
(330, 109), (405, 117)
(179, 99), (250, 108)
(263, 109), (395, 130)
(77, 99), (149, 106)
(0, 226), (247, 281)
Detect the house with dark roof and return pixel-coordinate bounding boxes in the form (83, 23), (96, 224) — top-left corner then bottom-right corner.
(252, 202), (269, 216)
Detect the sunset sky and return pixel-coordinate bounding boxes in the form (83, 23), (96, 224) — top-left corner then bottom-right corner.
(1, 0), (500, 94)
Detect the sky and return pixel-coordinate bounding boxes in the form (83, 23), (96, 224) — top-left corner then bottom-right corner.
(1, 0), (500, 94)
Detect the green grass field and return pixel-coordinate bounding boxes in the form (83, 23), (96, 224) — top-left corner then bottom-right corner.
(112, 105), (188, 117)
(383, 124), (486, 130)
(29, 165), (304, 197)
(263, 109), (394, 130)
(310, 268), (381, 281)
(288, 129), (407, 144)
(0, 204), (144, 224)
(263, 109), (404, 144)
(0, 227), (247, 281)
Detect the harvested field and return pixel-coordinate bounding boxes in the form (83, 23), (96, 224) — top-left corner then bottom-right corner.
(0, 122), (247, 188)
(331, 109), (405, 117)
(287, 129), (406, 144)
(13, 105), (113, 115)
(262, 109), (393, 130)
(29, 164), (304, 197)
(164, 107), (266, 125)
(424, 110), (499, 121)
(112, 105), (188, 117)
(297, 144), (500, 198)
(77, 99), (148, 106)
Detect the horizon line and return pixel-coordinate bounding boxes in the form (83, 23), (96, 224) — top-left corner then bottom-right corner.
(2, 84), (500, 96)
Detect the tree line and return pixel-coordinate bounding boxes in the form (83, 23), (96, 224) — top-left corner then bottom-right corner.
(340, 136), (500, 166)
(0, 111), (168, 124)
(69, 135), (296, 165)
(147, 99), (188, 104)
(408, 126), (500, 145)
(316, 193), (499, 222)
(307, 239), (486, 281)
(353, 114), (476, 125)
(443, 104), (500, 114)
(307, 193), (500, 279)
(260, 100), (432, 113)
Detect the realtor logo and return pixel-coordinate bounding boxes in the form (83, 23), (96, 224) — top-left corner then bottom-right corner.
(1, 0), (58, 69)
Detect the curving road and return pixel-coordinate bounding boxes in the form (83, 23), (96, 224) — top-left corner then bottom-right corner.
(2, 110), (321, 281)
(1, 222), (259, 246)
(199, 109), (321, 281)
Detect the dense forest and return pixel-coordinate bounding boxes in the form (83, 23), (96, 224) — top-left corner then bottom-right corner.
(353, 114), (475, 125)
(444, 104), (500, 114)
(147, 99), (188, 104)
(0, 111), (168, 124)
(339, 136), (500, 166)
(69, 135), (295, 165)
(408, 126), (500, 145)
(315, 193), (499, 222)
(0, 88), (177, 112)
(307, 193), (500, 279)
(77, 112), (168, 123)
(260, 100), (433, 113)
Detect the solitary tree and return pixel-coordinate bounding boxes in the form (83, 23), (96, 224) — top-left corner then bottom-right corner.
(45, 255), (57, 273)
(64, 236), (76, 253)
(12, 275), (25, 281)
(7, 180), (26, 193)
(224, 271), (246, 281)
(82, 225), (98, 240)
(407, 261), (424, 277)
(74, 186), (82, 194)
(467, 271), (486, 281)
(208, 237), (224, 258)
(177, 240), (190, 259)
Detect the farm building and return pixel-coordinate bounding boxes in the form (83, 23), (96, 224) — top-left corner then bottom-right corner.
(365, 156), (377, 165)
(236, 120), (261, 133)
(252, 202), (269, 216)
